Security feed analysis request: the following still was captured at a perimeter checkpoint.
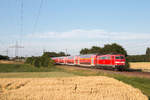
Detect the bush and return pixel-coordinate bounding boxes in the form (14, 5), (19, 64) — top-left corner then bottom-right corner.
(33, 58), (41, 68)
(25, 56), (54, 68)
(40, 56), (49, 67)
(25, 57), (33, 64)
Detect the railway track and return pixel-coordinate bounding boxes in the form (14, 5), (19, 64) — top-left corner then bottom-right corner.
(57, 65), (150, 79)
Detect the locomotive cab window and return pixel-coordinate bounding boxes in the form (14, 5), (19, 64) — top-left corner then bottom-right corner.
(115, 56), (124, 59)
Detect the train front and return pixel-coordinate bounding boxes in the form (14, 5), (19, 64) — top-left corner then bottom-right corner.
(114, 55), (126, 70)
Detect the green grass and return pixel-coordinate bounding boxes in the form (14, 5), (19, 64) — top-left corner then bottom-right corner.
(0, 64), (77, 78)
(0, 63), (61, 72)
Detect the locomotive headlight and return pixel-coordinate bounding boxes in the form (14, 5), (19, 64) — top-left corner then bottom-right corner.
(115, 61), (125, 64)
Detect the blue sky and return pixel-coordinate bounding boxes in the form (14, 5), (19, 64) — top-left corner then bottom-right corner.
(0, 0), (150, 57)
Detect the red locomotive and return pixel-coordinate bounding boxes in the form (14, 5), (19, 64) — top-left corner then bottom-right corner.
(52, 54), (126, 70)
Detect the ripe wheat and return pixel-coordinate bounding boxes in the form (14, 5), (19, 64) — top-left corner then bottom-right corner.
(0, 76), (148, 100)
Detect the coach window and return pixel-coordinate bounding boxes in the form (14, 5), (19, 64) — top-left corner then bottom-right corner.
(103, 57), (106, 59)
(108, 56), (111, 59)
(106, 56), (109, 59)
(100, 57), (104, 59)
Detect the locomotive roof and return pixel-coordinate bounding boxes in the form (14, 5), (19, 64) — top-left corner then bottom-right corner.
(78, 54), (124, 56)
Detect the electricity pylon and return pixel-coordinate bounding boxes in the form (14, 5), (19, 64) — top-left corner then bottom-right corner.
(10, 41), (24, 58)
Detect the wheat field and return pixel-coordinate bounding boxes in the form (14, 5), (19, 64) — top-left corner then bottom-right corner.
(0, 76), (148, 100)
(0, 60), (15, 64)
(0, 60), (23, 64)
(130, 62), (150, 70)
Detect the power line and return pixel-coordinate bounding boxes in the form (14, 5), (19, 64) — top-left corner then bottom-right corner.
(20, 0), (23, 42)
(33, 0), (44, 34)
(3, 49), (9, 57)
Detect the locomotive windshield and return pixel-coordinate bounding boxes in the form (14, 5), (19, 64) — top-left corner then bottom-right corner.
(115, 56), (124, 59)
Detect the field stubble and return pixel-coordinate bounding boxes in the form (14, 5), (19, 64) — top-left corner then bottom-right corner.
(130, 62), (150, 72)
(0, 76), (148, 100)
(0, 60), (22, 64)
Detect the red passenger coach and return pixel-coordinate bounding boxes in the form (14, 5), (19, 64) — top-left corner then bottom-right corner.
(66, 56), (74, 65)
(51, 57), (58, 63)
(52, 54), (126, 71)
(78, 54), (97, 66)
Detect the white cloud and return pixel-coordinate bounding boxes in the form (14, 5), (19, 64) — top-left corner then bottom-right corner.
(5, 29), (150, 57)
(27, 29), (150, 40)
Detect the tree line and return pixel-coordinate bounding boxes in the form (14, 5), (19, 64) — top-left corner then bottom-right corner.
(25, 51), (68, 67)
(127, 47), (150, 62)
(0, 55), (9, 60)
(80, 43), (127, 56)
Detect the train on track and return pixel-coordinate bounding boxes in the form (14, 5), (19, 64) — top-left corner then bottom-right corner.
(52, 54), (126, 71)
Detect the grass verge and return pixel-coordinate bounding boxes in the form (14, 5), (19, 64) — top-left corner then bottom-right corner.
(0, 63), (61, 72)
(0, 64), (76, 78)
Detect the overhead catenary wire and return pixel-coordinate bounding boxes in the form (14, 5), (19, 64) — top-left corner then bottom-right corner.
(33, 0), (44, 34)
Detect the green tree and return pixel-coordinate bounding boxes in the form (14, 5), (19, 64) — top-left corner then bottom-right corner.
(42, 51), (69, 57)
(90, 46), (102, 54)
(58, 52), (66, 56)
(42, 52), (58, 57)
(33, 58), (41, 68)
(40, 55), (54, 67)
(25, 55), (54, 68)
(80, 43), (127, 56)
(102, 43), (127, 56)
(0, 55), (9, 60)
(80, 48), (90, 54)
(25, 56), (35, 64)
(146, 48), (150, 56)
